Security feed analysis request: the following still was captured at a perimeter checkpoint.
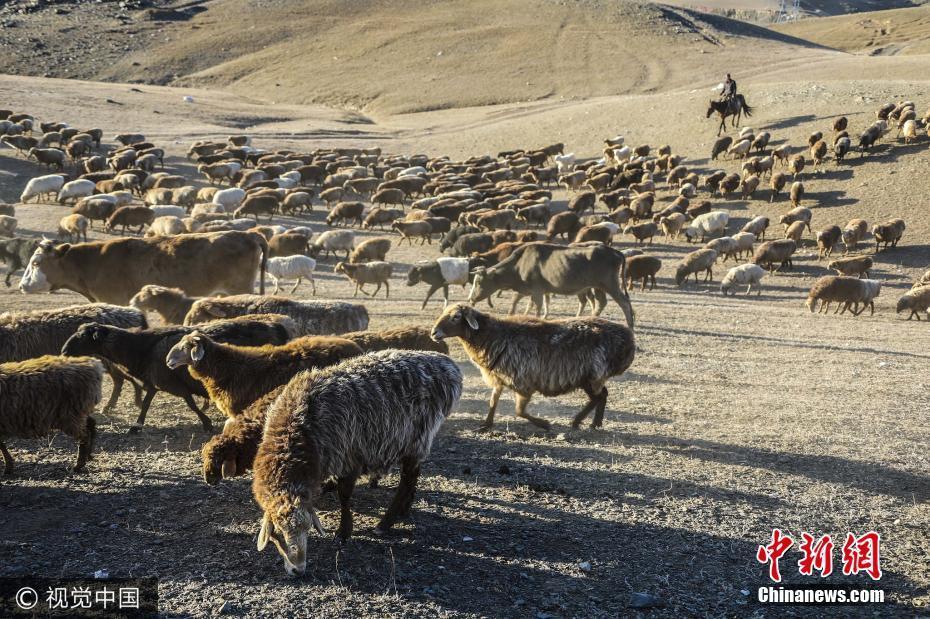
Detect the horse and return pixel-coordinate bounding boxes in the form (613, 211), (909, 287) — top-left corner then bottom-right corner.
(707, 95), (753, 136)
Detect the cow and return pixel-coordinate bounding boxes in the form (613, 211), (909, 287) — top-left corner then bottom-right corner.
(19, 231), (267, 304)
(467, 242), (634, 329)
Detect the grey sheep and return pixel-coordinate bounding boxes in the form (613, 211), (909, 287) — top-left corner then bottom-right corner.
(184, 295), (369, 335)
(253, 351), (462, 575)
(675, 249), (718, 286)
(432, 304), (634, 430)
(334, 261), (394, 298)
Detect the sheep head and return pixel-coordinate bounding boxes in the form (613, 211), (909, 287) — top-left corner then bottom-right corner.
(165, 332), (206, 369)
(431, 303), (480, 341)
(256, 494), (324, 577)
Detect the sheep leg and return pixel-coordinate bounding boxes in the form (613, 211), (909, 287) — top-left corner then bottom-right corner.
(508, 293), (523, 315)
(289, 278), (301, 295)
(571, 385), (601, 429)
(515, 393), (550, 430)
(271, 275), (281, 295)
(590, 386), (609, 428)
(72, 417), (96, 472)
(335, 475), (357, 543)
(129, 389), (158, 433)
(0, 439), (14, 475)
(181, 392), (214, 432)
(421, 284), (440, 309)
(384, 280), (390, 298)
(479, 385), (504, 431)
(375, 456), (420, 534)
(309, 275), (316, 296)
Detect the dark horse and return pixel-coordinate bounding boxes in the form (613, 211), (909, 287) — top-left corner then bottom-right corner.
(706, 95), (753, 136)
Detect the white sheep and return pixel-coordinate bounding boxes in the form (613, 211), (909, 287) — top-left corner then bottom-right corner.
(612, 146), (632, 163)
(399, 166), (428, 177)
(721, 263), (766, 295)
(730, 231), (757, 259)
(146, 216), (186, 237)
(727, 139), (752, 159)
(106, 191), (135, 208)
(212, 187), (246, 210)
(309, 229), (355, 260)
(57, 179), (96, 205)
(20, 174), (65, 203)
(191, 203), (228, 218)
(149, 205), (186, 219)
(684, 211), (729, 242)
(266, 255), (317, 295)
(554, 152), (576, 173)
(679, 183), (696, 198)
(902, 119), (918, 144)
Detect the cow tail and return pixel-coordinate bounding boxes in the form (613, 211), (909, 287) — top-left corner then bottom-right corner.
(252, 232), (268, 295)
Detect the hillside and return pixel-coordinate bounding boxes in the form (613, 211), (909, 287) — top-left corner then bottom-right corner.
(772, 5), (930, 54)
(0, 0), (829, 114)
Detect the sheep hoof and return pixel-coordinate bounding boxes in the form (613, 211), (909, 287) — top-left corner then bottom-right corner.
(476, 423), (494, 433)
(372, 527), (387, 537)
(127, 425), (142, 435)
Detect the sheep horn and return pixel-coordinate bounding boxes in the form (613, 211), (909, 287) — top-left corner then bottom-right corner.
(221, 458), (236, 479)
(310, 509), (326, 535)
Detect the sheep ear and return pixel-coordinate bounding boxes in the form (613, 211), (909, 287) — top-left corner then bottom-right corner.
(257, 514), (271, 551)
(190, 341), (204, 362)
(464, 310), (479, 331)
(221, 458), (236, 478)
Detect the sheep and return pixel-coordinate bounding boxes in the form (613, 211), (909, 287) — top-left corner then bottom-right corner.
(727, 139), (751, 159)
(363, 207), (404, 230)
(341, 326), (450, 355)
(684, 211), (729, 243)
(281, 191), (314, 215)
(372, 188), (406, 208)
(266, 256), (317, 295)
(129, 285), (198, 324)
(253, 350), (461, 574)
(546, 211), (581, 241)
(816, 225), (842, 259)
(0, 237), (40, 287)
(28, 147), (66, 170)
(828, 255), (873, 279)
(706, 236), (739, 262)
(148, 205), (186, 219)
(62, 316), (293, 431)
(57, 179), (96, 205)
(810, 140), (828, 168)
(392, 220), (433, 245)
(185, 296), (369, 335)
(20, 174), (65, 203)
(739, 174), (760, 199)
(326, 201), (365, 227)
(334, 261), (393, 298)
(406, 257), (471, 309)
(105, 206), (155, 235)
(0, 203), (13, 217)
(675, 249), (718, 286)
(719, 173), (740, 195)
(623, 255), (661, 291)
(806, 276), (881, 316)
(730, 231), (756, 259)
(623, 222), (659, 245)
(834, 136), (852, 162)
(659, 212), (687, 239)
(780, 207), (812, 232)
(752, 239), (797, 272)
(784, 220), (807, 245)
(166, 331), (362, 418)
(789, 181), (805, 208)
(309, 229), (354, 260)
(872, 219), (905, 252)
(772, 144), (791, 166)
(235, 195), (278, 222)
(770, 172), (788, 202)
(842, 219), (869, 253)
(213, 187), (246, 210)
(349, 237), (391, 264)
(0, 215), (16, 238)
(711, 136), (733, 160)
(146, 215), (186, 237)
(575, 222), (619, 245)
(432, 303), (633, 430)
(895, 286), (930, 320)
(267, 231), (310, 258)
(554, 152), (576, 173)
(788, 154), (805, 179)
(58, 214), (88, 243)
(720, 263), (766, 296)
(901, 119), (918, 143)
(0, 355), (104, 474)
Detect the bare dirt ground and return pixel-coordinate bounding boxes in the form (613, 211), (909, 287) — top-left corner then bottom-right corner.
(0, 25), (929, 619)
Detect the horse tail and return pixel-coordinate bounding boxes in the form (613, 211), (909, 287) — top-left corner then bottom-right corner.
(740, 95), (753, 117)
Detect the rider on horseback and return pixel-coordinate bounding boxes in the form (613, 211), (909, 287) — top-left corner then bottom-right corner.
(720, 73), (737, 103)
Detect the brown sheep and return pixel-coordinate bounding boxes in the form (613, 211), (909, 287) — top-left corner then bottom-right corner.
(816, 225), (842, 259)
(842, 219), (869, 253)
(58, 214), (89, 243)
(349, 237), (391, 264)
(623, 222), (659, 245)
(828, 256), (873, 279)
(334, 261), (394, 297)
(896, 286), (930, 320)
(105, 206), (154, 235)
(372, 188), (406, 208)
(624, 255), (661, 291)
(872, 219), (905, 252)
(326, 201), (365, 227)
(805, 276), (881, 316)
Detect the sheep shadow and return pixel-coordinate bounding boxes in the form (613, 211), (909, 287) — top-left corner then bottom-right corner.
(802, 190), (858, 209)
(761, 114), (818, 132)
(806, 167), (854, 182)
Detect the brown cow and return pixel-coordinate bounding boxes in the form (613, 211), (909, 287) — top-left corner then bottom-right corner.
(19, 231), (267, 304)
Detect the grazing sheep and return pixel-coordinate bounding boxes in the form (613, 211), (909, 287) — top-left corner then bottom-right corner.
(741, 216), (770, 240)
(784, 220), (807, 245)
(772, 144), (791, 166)
(842, 219), (869, 253)
(71, 198), (116, 229)
(326, 201), (365, 227)
(28, 147), (66, 171)
(0, 355), (103, 474)
(828, 255), (873, 279)
(58, 214), (88, 243)
(727, 139), (751, 160)
(235, 195), (279, 222)
(267, 256), (317, 295)
(57, 179), (96, 205)
(780, 207), (812, 232)
(675, 249), (718, 286)
(309, 230), (355, 260)
(659, 212), (687, 239)
(165, 331), (361, 418)
(683, 211), (729, 243)
(752, 239), (797, 272)
(349, 237), (391, 264)
(789, 181), (804, 208)
(706, 236), (739, 262)
(833, 117), (848, 132)
(20, 174), (65, 203)
(185, 296), (369, 335)
(148, 205), (186, 220)
(720, 263), (766, 296)
(406, 257), (471, 309)
(730, 231), (756, 259)
(770, 172), (788, 202)
(719, 173), (740, 195)
(816, 225), (842, 259)
(806, 276), (881, 316)
(431, 304), (633, 430)
(895, 286), (930, 320)
(624, 255), (661, 291)
(253, 351), (462, 575)
(872, 219), (905, 252)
